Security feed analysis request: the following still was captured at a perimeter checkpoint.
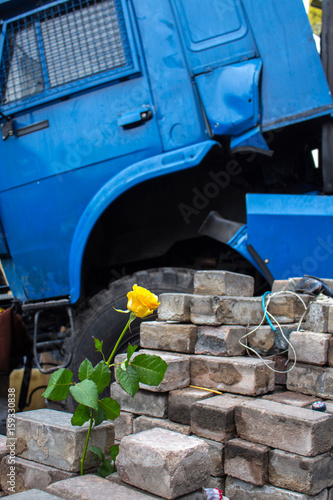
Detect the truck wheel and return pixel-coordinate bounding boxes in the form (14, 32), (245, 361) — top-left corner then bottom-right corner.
(62, 268), (194, 411)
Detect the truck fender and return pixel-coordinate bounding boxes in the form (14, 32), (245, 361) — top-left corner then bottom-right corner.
(68, 140), (217, 303)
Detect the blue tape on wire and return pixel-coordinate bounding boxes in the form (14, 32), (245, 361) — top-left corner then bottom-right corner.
(262, 291), (277, 332)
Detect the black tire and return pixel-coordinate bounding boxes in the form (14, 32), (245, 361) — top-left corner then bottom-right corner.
(62, 268), (194, 411)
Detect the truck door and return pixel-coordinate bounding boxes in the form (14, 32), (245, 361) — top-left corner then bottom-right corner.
(0, 0), (163, 300)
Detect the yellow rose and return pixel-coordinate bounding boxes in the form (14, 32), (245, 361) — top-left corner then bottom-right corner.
(127, 284), (160, 318)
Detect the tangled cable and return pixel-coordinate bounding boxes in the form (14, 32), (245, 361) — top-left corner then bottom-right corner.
(238, 290), (312, 374)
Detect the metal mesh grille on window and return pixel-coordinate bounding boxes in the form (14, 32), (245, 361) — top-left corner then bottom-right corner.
(1, 0), (132, 106)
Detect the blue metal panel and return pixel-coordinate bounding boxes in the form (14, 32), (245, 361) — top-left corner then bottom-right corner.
(131, 0), (206, 152)
(242, 194), (333, 280)
(241, 0), (333, 130)
(69, 140), (217, 303)
(195, 59), (262, 137)
(172, 0), (258, 75)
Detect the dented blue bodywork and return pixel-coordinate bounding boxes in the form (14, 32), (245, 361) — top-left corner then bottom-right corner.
(0, 0), (332, 303)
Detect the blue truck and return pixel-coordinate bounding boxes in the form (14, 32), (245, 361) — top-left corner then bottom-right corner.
(0, 0), (333, 378)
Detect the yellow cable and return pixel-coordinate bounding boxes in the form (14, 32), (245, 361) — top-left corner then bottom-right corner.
(189, 385), (222, 395)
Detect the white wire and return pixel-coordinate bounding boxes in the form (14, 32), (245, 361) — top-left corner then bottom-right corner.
(238, 290), (313, 374)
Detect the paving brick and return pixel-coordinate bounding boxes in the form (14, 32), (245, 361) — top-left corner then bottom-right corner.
(235, 399), (333, 456)
(191, 394), (246, 442)
(133, 416), (191, 435)
(269, 355), (288, 385)
(140, 321), (198, 354)
(262, 391), (318, 408)
(190, 296), (263, 326)
(110, 383), (168, 418)
(269, 449), (333, 495)
(158, 294), (192, 322)
(197, 438), (224, 477)
(106, 473), (206, 499)
(195, 325), (246, 356)
(11, 409), (114, 472)
(0, 434), (8, 462)
(168, 388), (215, 425)
(46, 474), (157, 499)
(116, 428), (210, 499)
(3, 489), (63, 499)
(114, 411), (134, 441)
(327, 304), (333, 334)
(206, 476), (226, 491)
(288, 331), (332, 365)
(328, 337), (333, 367)
(266, 294), (311, 324)
(190, 355), (275, 396)
(193, 270), (254, 297)
(247, 324), (299, 356)
(115, 350), (190, 392)
(0, 455), (76, 495)
(224, 438), (270, 486)
(287, 362), (333, 400)
(306, 300), (333, 332)
(225, 476), (328, 499)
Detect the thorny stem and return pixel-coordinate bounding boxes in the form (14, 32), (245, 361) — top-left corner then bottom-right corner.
(81, 411), (93, 476)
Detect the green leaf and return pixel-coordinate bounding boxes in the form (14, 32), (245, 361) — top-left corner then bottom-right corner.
(78, 359), (93, 382)
(42, 368), (73, 401)
(98, 397), (120, 421)
(93, 337), (104, 354)
(94, 405), (106, 426)
(89, 446), (104, 462)
(117, 364), (139, 397)
(109, 444), (119, 462)
(97, 459), (115, 478)
(130, 354), (167, 386)
(71, 404), (91, 426)
(70, 380), (99, 411)
(125, 343), (138, 368)
(90, 361), (111, 394)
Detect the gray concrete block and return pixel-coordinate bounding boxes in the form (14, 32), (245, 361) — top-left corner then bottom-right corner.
(115, 350), (190, 392)
(10, 409), (114, 472)
(193, 271), (254, 297)
(262, 391), (318, 408)
(47, 474), (157, 499)
(235, 399), (333, 456)
(269, 449), (333, 495)
(168, 388), (215, 425)
(114, 411), (134, 441)
(195, 325), (246, 356)
(190, 356), (275, 396)
(110, 383), (168, 418)
(116, 428), (210, 499)
(289, 331), (332, 365)
(191, 394), (247, 443)
(225, 476), (328, 499)
(0, 455), (76, 495)
(0, 434), (8, 462)
(133, 416), (191, 435)
(225, 438), (270, 486)
(158, 294), (192, 322)
(2, 489), (63, 499)
(287, 362), (333, 400)
(190, 296), (263, 326)
(140, 321), (198, 354)
(306, 300), (332, 333)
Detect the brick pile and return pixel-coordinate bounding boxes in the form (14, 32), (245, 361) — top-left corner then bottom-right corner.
(111, 271), (333, 499)
(1, 270), (333, 499)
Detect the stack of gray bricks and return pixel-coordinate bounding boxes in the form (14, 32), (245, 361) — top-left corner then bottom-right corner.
(111, 271), (333, 499)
